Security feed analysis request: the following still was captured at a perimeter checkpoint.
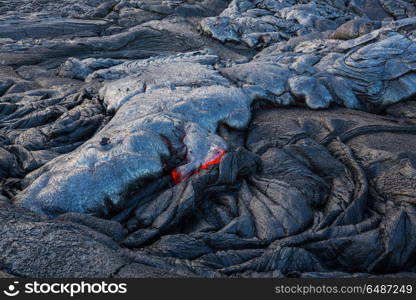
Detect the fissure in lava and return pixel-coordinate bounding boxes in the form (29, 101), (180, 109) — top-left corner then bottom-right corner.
(171, 149), (226, 184)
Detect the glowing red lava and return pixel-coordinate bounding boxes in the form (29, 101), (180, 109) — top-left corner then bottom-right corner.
(171, 149), (226, 184)
(200, 149), (226, 169)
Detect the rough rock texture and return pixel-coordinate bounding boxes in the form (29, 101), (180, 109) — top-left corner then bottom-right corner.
(2, 0), (416, 278)
(200, 0), (350, 48)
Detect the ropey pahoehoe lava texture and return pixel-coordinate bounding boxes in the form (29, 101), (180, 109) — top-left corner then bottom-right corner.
(2, 0), (416, 278)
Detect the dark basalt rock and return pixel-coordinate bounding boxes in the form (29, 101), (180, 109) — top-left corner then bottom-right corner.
(2, 0), (416, 278)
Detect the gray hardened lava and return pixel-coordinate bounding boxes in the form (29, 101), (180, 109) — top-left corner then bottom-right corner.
(2, 0), (416, 278)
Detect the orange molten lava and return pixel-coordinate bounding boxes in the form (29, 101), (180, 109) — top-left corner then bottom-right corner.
(171, 149), (226, 184)
(171, 169), (182, 185)
(200, 149), (226, 169)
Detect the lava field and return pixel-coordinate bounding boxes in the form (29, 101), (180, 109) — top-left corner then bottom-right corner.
(1, 0), (416, 278)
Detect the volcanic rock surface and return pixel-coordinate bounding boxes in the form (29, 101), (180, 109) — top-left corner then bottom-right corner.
(2, 0), (416, 278)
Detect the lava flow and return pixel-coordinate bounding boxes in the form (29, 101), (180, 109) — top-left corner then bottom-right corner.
(171, 149), (226, 184)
